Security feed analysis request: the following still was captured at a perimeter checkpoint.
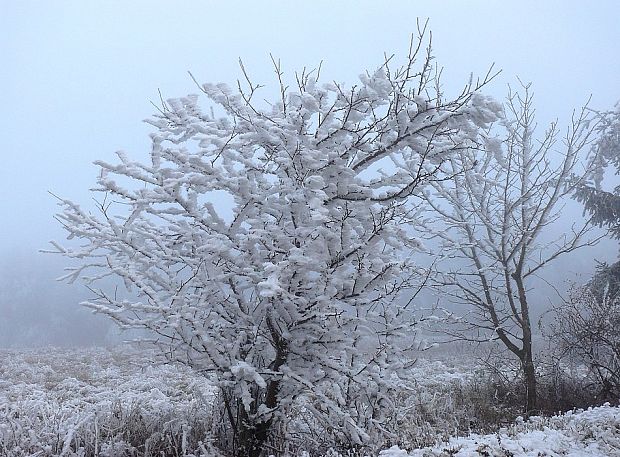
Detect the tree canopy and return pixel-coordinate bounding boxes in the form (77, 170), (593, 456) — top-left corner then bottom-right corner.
(51, 32), (501, 456)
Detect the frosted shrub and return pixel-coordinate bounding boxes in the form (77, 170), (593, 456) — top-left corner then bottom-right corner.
(0, 347), (214, 456)
(50, 25), (500, 457)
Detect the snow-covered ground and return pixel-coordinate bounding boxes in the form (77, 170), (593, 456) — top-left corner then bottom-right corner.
(0, 347), (618, 456)
(0, 346), (215, 456)
(383, 404), (620, 457)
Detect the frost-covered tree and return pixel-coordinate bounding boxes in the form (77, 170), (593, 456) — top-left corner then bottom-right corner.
(51, 31), (499, 456)
(548, 285), (620, 401)
(575, 105), (620, 289)
(547, 108), (620, 403)
(417, 83), (601, 415)
(575, 105), (620, 239)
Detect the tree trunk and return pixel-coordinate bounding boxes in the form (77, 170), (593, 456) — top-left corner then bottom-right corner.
(522, 351), (537, 416)
(237, 410), (273, 457)
(236, 321), (288, 457)
(520, 308), (537, 415)
(513, 270), (538, 415)
(237, 376), (283, 457)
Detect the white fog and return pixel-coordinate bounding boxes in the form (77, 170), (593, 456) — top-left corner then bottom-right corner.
(1, 2), (619, 456)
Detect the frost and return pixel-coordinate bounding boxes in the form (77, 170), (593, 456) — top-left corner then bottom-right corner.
(51, 42), (503, 455)
(257, 263), (283, 297)
(0, 347), (215, 456)
(300, 93), (320, 113)
(485, 135), (506, 167)
(406, 404), (620, 457)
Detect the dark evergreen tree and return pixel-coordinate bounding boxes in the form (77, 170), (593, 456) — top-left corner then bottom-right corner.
(575, 106), (620, 293)
(589, 260), (620, 302)
(575, 106), (620, 238)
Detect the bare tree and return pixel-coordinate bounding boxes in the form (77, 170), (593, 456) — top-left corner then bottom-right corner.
(49, 29), (499, 456)
(546, 109), (620, 404)
(417, 83), (601, 414)
(548, 283), (620, 401)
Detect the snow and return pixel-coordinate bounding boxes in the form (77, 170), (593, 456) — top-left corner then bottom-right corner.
(384, 404), (620, 457)
(0, 346), (215, 456)
(51, 54), (504, 453)
(1, 347), (619, 456)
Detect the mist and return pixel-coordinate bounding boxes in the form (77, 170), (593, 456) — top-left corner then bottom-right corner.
(1, 0), (619, 347)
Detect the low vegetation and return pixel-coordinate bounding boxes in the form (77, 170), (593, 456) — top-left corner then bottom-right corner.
(1, 346), (617, 456)
(39, 27), (620, 457)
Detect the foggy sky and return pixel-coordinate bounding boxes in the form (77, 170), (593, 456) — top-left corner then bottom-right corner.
(1, 1), (619, 346)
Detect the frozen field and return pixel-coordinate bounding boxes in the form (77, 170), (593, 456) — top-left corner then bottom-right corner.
(0, 347), (215, 456)
(0, 346), (618, 456)
(385, 404), (620, 456)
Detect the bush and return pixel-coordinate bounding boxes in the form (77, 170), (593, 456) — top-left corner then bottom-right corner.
(546, 285), (620, 402)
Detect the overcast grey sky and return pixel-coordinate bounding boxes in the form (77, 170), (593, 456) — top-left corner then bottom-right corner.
(2, 0), (619, 252)
(1, 1), (619, 344)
